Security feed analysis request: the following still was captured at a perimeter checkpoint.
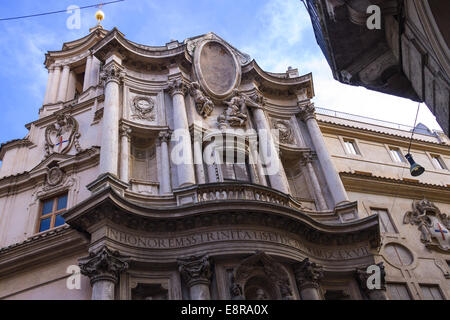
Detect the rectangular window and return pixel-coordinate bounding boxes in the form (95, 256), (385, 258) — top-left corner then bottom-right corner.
(389, 147), (405, 163)
(343, 139), (359, 155)
(420, 285), (444, 300)
(371, 208), (397, 233)
(387, 283), (412, 300)
(38, 193), (68, 233)
(431, 155), (447, 170)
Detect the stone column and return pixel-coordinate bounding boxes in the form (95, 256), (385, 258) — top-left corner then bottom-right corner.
(250, 103), (290, 194)
(79, 246), (129, 300)
(49, 66), (61, 104)
(83, 54), (93, 92)
(57, 65), (71, 102)
(294, 258), (324, 300)
(158, 130), (172, 194)
(193, 129), (206, 184)
(298, 103), (349, 206)
(66, 71), (77, 101)
(119, 124), (132, 183)
(43, 67), (54, 105)
(99, 60), (125, 177)
(178, 255), (212, 300)
(356, 262), (388, 300)
(301, 152), (328, 211)
(168, 78), (196, 187)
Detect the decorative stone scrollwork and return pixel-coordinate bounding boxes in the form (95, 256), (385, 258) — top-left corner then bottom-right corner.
(294, 258), (324, 290)
(298, 102), (316, 122)
(168, 78), (188, 97)
(131, 96), (156, 122)
(218, 89), (248, 128)
(44, 113), (82, 157)
(272, 120), (295, 145)
(79, 246), (130, 285)
(356, 262), (387, 300)
(189, 82), (214, 118)
(403, 199), (450, 252)
(178, 254), (212, 287)
(100, 63), (126, 85)
(233, 251), (294, 300)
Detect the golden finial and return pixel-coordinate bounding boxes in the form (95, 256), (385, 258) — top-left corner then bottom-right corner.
(95, 3), (105, 26)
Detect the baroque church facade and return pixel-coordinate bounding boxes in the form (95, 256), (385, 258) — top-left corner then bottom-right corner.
(0, 24), (449, 300)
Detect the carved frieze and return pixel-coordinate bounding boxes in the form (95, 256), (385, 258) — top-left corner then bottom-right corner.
(403, 199), (449, 252)
(44, 113), (82, 157)
(131, 96), (156, 122)
(189, 82), (214, 118)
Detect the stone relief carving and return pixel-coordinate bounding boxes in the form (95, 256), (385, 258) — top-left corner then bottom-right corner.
(189, 82), (214, 118)
(294, 258), (324, 290)
(178, 254), (212, 287)
(217, 89), (248, 128)
(46, 166), (65, 187)
(403, 199), (449, 252)
(131, 96), (156, 122)
(79, 246), (130, 284)
(272, 120), (295, 145)
(44, 113), (82, 157)
(233, 251), (294, 300)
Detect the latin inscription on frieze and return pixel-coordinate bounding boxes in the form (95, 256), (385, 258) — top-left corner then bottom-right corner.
(106, 228), (370, 261)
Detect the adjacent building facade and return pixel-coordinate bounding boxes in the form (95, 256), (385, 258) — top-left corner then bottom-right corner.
(304, 0), (450, 136)
(0, 25), (448, 300)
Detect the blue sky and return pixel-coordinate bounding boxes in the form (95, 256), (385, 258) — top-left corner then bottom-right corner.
(0, 0), (442, 146)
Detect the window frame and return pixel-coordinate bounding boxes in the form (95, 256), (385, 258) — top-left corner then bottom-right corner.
(388, 146), (406, 164)
(430, 154), (447, 170)
(419, 284), (445, 300)
(36, 192), (68, 233)
(386, 282), (413, 300)
(371, 207), (398, 234)
(339, 137), (362, 157)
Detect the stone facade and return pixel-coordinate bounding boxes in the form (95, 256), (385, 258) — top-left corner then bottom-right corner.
(0, 25), (448, 300)
(304, 0), (450, 136)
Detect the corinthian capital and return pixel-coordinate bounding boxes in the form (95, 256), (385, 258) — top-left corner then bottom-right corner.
(298, 102), (316, 121)
(168, 78), (188, 97)
(158, 130), (172, 143)
(100, 63), (126, 85)
(178, 254), (212, 287)
(79, 246), (130, 285)
(119, 123), (132, 140)
(294, 258), (324, 289)
(300, 151), (316, 164)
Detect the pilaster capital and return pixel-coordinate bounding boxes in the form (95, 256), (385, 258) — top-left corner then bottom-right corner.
(79, 246), (130, 285)
(356, 262), (387, 295)
(294, 258), (324, 290)
(168, 78), (188, 97)
(119, 123), (132, 140)
(300, 151), (317, 165)
(178, 254), (212, 287)
(100, 62), (126, 85)
(298, 102), (316, 122)
(158, 130), (172, 144)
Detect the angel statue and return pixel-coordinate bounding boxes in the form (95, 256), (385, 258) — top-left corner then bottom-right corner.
(219, 89), (248, 127)
(189, 82), (214, 118)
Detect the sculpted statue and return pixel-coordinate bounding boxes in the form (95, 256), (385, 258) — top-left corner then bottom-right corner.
(230, 282), (244, 300)
(189, 82), (214, 118)
(218, 89), (248, 128)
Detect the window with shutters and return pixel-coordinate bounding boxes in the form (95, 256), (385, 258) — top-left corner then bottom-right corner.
(420, 285), (444, 300)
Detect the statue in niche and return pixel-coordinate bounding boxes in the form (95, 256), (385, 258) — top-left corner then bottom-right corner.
(189, 82), (214, 118)
(218, 89), (248, 128)
(45, 113), (82, 156)
(131, 96), (156, 122)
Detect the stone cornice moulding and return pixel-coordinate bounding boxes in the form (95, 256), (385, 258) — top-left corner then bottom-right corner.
(318, 119), (450, 153)
(340, 171), (450, 203)
(62, 185), (380, 248)
(0, 226), (89, 279)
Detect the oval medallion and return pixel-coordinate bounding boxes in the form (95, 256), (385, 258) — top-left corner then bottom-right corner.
(194, 40), (241, 99)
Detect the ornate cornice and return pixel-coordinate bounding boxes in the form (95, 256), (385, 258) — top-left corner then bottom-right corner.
(79, 246), (130, 285)
(178, 254), (212, 287)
